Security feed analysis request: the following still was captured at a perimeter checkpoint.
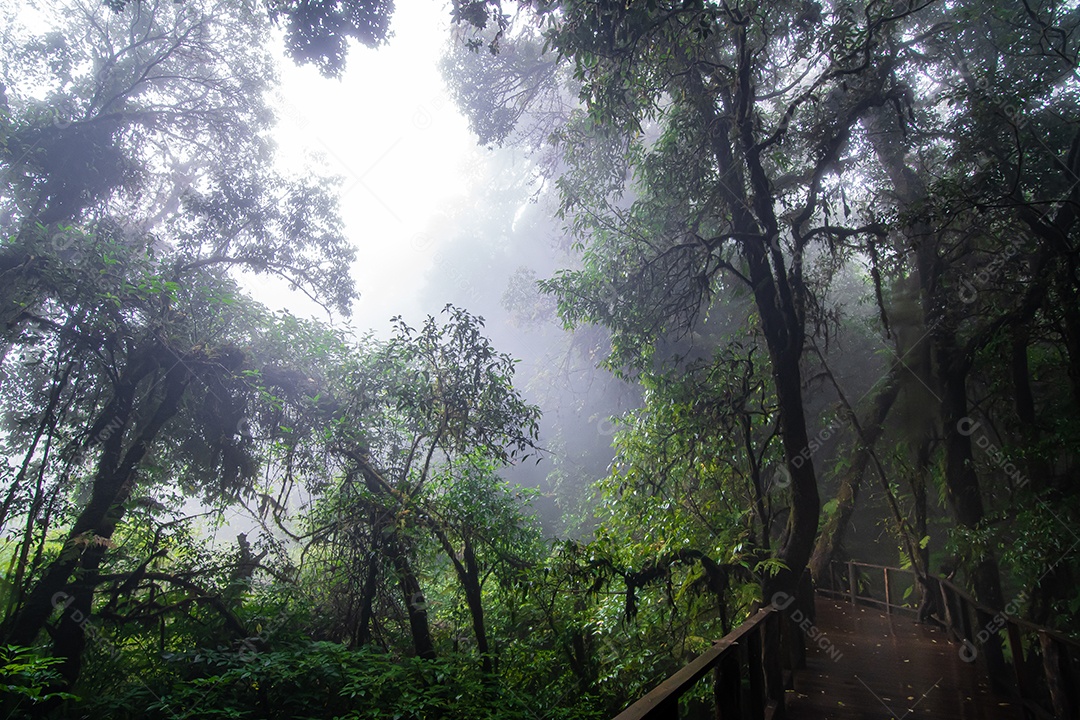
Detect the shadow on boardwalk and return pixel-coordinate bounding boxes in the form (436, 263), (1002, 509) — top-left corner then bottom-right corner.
(786, 598), (1020, 719)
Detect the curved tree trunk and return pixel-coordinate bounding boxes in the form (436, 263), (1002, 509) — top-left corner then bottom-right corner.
(7, 355), (189, 694)
(387, 539), (436, 660)
(680, 63), (820, 598)
(809, 363), (902, 583)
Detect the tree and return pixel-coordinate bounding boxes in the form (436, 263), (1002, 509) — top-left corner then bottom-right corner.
(460, 0), (1080, 617)
(0, 0), (356, 690)
(303, 306), (541, 666)
(500, 0), (927, 596)
(0, 0), (355, 313)
(857, 0), (1080, 625)
(2, 0), (269, 226)
(441, 21), (566, 148)
(423, 455), (542, 673)
(270, 0), (509, 77)
(0, 230), (350, 687)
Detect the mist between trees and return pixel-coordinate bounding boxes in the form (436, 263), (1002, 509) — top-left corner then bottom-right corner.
(1, 0), (1079, 718)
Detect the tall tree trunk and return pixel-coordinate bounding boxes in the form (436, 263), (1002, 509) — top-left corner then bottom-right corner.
(1060, 272), (1080, 409)
(7, 355), (186, 689)
(681, 63), (820, 597)
(459, 542), (492, 674)
(429, 524), (492, 673)
(352, 546), (381, 649)
(53, 366), (188, 686)
(912, 436), (939, 622)
(938, 347), (1007, 631)
(6, 377), (139, 647)
(866, 108), (1008, 678)
(866, 105), (1006, 603)
(809, 363), (902, 583)
(1009, 324), (1071, 624)
(387, 537), (435, 660)
(747, 245), (820, 596)
(355, 461), (436, 660)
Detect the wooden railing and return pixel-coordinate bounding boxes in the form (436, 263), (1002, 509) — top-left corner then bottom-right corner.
(610, 577), (811, 720)
(823, 559), (1080, 720)
(819, 560), (920, 614)
(612, 559), (1080, 719)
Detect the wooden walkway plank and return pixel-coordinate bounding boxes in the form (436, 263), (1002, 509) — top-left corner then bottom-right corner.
(785, 599), (1021, 719)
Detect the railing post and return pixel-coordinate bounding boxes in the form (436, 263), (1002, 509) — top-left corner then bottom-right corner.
(714, 646), (741, 720)
(613, 563), (1080, 720)
(746, 621), (766, 720)
(1039, 630), (1075, 720)
(763, 612), (786, 719)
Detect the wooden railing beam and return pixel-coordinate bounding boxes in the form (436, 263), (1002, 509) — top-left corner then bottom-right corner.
(611, 609), (773, 720)
(610, 559), (1080, 720)
(823, 559), (1080, 720)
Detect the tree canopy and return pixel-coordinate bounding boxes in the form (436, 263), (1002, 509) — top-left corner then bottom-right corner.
(2, 0), (1079, 718)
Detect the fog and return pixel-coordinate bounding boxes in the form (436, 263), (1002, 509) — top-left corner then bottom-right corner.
(241, 3), (639, 534)
(4, 1), (1076, 715)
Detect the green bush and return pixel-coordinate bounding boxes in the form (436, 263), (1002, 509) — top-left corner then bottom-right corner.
(0, 645), (77, 715)
(74, 641), (604, 720)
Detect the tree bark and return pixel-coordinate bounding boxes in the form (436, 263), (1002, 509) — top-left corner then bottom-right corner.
(352, 546), (380, 649)
(808, 363), (902, 583)
(865, 104), (1009, 678)
(5, 355), (147, 648)
(355, 460), (436, 660)
(51, 363), (190, 685)
(387, 538), (436, 660)
(680, 62), (820, 597)
(459, 542), (492, 674)
(866, 105), (1006, 601)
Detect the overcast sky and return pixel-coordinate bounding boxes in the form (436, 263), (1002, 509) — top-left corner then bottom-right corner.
(265, 0), (490, 336)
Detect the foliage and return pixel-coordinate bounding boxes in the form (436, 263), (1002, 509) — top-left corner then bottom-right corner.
(0, 646), (76, 709)
(76, 641), (603, 720)
(3, 0), (1080, 718)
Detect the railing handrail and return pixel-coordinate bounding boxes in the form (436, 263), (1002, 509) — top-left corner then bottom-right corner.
(610, 607), (774, 720)
(610, 575), (812, 720)
(825, 558), (1080, 719)
(819, 559), (918, 615)
(611, 558), (1080, 720)
(934, 572), (1077, 647)
(824, 559), (1080, 649)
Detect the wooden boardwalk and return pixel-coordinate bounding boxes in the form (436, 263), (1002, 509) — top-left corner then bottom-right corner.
(785, 598), (1021, 719)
